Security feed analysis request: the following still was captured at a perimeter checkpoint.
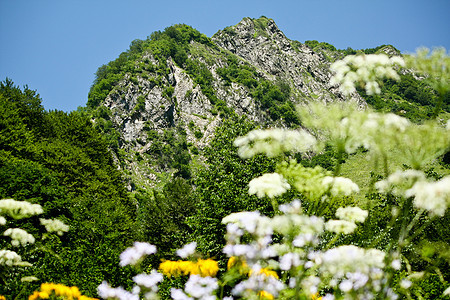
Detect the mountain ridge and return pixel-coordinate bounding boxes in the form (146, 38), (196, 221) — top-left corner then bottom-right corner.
(87, 16), (397, 190)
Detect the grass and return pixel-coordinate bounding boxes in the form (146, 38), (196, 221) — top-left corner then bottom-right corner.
(339, 148), (449, 206)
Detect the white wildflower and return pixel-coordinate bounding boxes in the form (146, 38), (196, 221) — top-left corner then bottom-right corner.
(301, 276), (321, 295)
(133, 270), (163, 290)
(315, 245), (385, 278)
(443, 286), (450, 296)
(222, 211), (272, 236)
(40, 218), (69, 235)
(322, 176), (359, 197)
(330, 54), (404, 96)
(400, 279), (412, 289)
(279, 199), (302, 214)
(176, 242), (197, 258)
(225, 223), (244, 243)
(0, 216), (6, 225)
(232, 273), (285, 297)
(184, 275), (218, 299)
(272, 214), (324, 236)
(4, 228), (35, 247)
(375, 169), (426, 196)
(279, 252), (302, 270)
(248, 172), (290, 198)
(234, 128), (317, 159)
(325, 220), (357, 234)
(119, 242), (157, 267)
(346, 272), (369, 290)
(383, 113), (410, 132)
(391, 259), (401, 270)
(293, 232), (319, 247)
(0, 199), (43, 219)
(339, 280), (353, 292)
(0, 249), (22, 266)
(97, 281), (139, 300)
(21, 276), (39, 282)
(335, 207), (368, 223)
(223, 244), (257, 259)
(406, 176), (450, 216)
(365, 81), (381, 95)
(171, 288), (193, 300)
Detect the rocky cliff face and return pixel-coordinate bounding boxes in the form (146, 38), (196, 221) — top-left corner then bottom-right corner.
(95, 17), (365, 189)
(213, 17), (348, 102)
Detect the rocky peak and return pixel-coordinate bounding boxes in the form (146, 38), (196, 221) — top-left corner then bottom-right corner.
(213, 17), (363, 104)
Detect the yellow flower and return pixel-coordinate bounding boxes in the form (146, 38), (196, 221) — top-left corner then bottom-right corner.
(228, 257), (278, 280)
(311, 293), (323, 300)
(159, 259), (219, 277)
(28, 291), (49, 300)
(28, 283), (97, 300)
(160, 260), (180, 276)
(196, 259), (219, 277)
(0, 295), (7, 300)
(227, 256), (249, 271)
(258, 290), (274, 299)
(257, 268), (279, 279)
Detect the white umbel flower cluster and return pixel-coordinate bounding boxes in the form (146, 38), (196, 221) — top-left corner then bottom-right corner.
(325, 220), (357, 234)
(0, 198), (43, 219)
(405, 176), (450, 217)
(375, 169), (426, 196)
(184, 275), (218, 299)
(3, 228), (35, 247)
(119, 242), (157, 267)
(313, 245), (385, 276)
(234, 128), (317, 158)
(330, 54), (405, 95)
(40, 218), (69, 235)
(322, 176), (360, 197)
(340, 112), (410, 154)
(248, 172), (290, 199)
(232, 273), (285, 298)
(133, 270), (163, 289)
(132, 270), (163, 299)
(176, 242), (197, 258)
(310, 245), (386, 296)
(98, 281), (139, 300)
(222, 211), (272, 237)
(335, 206), (368, 223)
(0, 249), (23, 266)
(271, 214), (324, 236)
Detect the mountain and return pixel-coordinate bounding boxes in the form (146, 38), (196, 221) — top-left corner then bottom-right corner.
(87, 16), (371, 190)
(88, 16), (444, 193)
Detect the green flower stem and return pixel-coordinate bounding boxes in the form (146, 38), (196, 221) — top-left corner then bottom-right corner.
(368, 209), (399, 248)
(325, 233), (340, 249)
(270, 197), (279, 214)
(399, 209), (425, 247)
(432, 92), (445, 119)
(219, 282), (224, 299)
(13, 284), (28, 300)
(333, 142), (345, 177)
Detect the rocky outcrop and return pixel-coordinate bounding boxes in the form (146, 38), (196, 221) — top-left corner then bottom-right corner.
(212, 17), (364, 104)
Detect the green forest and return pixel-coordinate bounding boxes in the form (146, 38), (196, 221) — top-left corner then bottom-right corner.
(1, 20), (450, 300)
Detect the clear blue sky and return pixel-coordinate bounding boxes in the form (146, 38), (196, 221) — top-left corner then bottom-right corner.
(1, 0), (449, 112)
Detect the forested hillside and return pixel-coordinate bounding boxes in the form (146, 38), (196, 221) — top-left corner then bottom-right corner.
(1, 16), (449, 299)
(0, 79), (138, 295)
